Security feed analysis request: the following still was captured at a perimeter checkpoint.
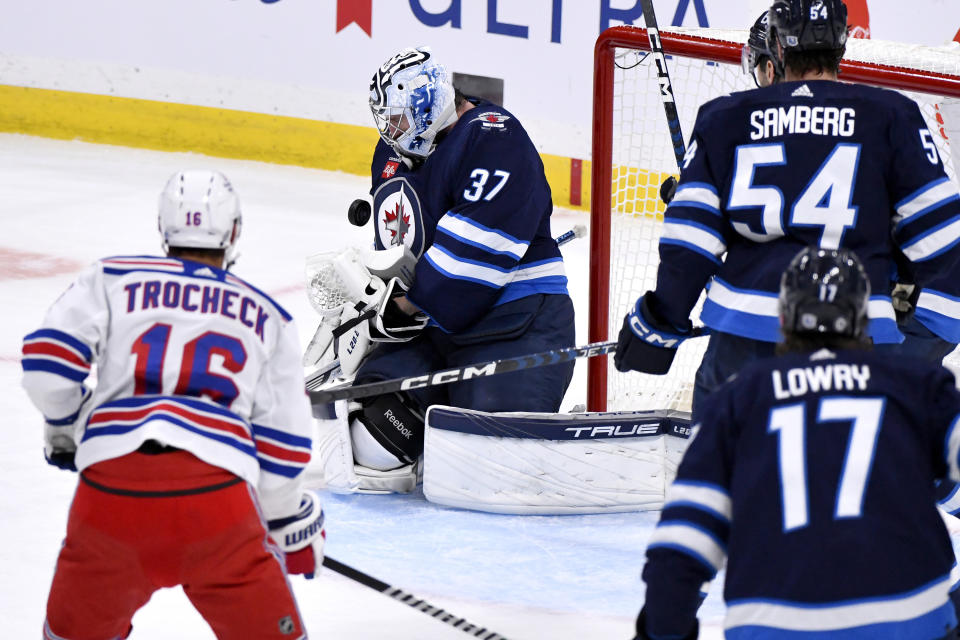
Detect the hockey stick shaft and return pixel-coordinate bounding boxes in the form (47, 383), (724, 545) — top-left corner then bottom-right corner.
(322, 557), (511, 640)
(640, 0), (686, 170)
(555, 224), (587, 247)
(310, 325), (711, 404)
(308, 340), (618, 403)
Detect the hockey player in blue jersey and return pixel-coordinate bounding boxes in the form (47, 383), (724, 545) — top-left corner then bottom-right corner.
(634, 246), (960, 640)
(735, 3), (960, 517)
(741, 6), (960, 368)
(614, 0), (960, 422)
(309, 47), (575, 492)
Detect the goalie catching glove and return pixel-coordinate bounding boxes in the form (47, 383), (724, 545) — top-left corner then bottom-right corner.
(268, 489), (326, 578)
(303, 246), (427, 379)
(614, 292), (692, 375)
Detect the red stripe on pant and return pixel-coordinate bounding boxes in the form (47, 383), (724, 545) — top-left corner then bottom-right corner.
(44, 451), (306, 640)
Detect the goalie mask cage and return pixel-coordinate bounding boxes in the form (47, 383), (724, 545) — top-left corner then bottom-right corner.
(589, 25), (960, 412)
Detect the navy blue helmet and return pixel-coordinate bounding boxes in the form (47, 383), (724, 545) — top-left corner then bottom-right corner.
(742, 11), (782, 86)
(768, 0), (848, 53)
(779, 247), (870, 338)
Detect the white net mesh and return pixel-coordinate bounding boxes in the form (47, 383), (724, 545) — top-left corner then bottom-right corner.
(598, 28), (960, 412)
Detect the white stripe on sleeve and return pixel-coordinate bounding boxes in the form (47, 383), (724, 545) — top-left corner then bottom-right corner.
(437, 214), (528, 259)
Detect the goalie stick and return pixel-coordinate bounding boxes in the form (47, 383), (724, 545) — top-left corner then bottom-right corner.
(322, 556), (511, 640)
(310, 340), (614, 403)
(302, 226), (589, 391)
(308, 329), (707, 404)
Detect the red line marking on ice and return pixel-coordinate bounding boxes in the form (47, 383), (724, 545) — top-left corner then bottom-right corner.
(268, 284), (306, 298)
(0, 247), (85, 281)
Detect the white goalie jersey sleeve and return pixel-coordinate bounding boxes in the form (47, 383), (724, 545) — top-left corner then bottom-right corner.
(21, 256), (313, 520)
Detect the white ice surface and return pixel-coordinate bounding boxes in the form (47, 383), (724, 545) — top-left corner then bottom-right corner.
(0, 133), (735, 639)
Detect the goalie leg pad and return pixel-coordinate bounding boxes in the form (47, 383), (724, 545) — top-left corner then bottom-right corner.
(305, 400), (360, 493)
(422, 405), (693, 514)
(304, 399), (419, 494)
(350, 393), (425, 469)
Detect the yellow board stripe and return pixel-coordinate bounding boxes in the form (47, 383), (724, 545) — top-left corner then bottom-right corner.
(0, 84), (590, 211)
(0, 84), (376, 178)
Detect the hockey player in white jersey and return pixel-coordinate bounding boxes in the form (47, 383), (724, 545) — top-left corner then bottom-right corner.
(22, 170), (323, 640)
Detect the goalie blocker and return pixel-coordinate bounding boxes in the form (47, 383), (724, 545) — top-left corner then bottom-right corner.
(423, 406), (692, 514)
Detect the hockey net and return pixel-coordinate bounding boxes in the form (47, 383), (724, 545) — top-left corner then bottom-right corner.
(589, 26), (960, 412)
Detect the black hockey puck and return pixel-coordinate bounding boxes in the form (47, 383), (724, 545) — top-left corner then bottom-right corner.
(659, 176), (678, 205)
(347, 199), (372, 227)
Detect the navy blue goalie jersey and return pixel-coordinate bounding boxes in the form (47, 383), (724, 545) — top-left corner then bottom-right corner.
(368, 99), (567, 333)
(658, 80), (960, 343)
(642, 348), (960, 639)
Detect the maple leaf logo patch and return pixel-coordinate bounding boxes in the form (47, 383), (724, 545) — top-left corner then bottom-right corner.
(383, 201), (411, 246)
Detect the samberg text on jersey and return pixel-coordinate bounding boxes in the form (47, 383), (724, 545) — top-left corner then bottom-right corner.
(750, 106), (856, 140)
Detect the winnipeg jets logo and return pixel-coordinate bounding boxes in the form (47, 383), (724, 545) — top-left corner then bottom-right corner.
(372, 177), (425, 257)
(383, 201), (411, 246)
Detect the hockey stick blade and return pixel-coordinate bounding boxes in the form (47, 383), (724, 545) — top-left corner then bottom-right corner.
(322, 556), (512, 640)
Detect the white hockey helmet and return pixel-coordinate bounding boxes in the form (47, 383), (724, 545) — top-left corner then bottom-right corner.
(369, 46), (458, 160)
(158, 170), (242, 266)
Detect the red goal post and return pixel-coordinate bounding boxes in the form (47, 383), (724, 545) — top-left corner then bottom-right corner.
(589, 25), (960, 412)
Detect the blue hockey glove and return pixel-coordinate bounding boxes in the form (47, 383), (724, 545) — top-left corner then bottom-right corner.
(633, 607), (698, 640)
(614, 292), (692, 375)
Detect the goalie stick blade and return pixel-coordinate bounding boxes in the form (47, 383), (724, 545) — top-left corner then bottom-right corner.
(321, 556), (512, 640)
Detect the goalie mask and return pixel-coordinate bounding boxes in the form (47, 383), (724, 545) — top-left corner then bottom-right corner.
(779, 247), (870, 339)
(158, 170), (242, 267)
(369, 46), (458, 160)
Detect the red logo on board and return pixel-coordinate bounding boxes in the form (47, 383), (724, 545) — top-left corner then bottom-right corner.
(336, 0), (372, 36)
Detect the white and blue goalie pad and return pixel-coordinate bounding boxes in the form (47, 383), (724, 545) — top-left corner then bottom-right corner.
(422, 406), (692, 515)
